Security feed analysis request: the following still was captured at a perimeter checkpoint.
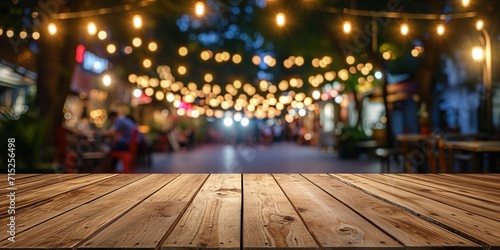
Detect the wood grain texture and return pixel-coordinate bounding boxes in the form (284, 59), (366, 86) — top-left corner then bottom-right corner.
(0, 174), (178, 249)
(463, 174), (500, 181)
(332, 174), (500, 248)
(302, 174), (480, 249)
(384, 175), (500, 220)
(0, 174), (498, 250)
(0, 174), (114, 214)
(10, 174), (147, 234)
(242, 174), (318, 249)
(0, 174), (89, 196)
(79, 174), (209, 249)
(0, 174), (41, 188)
(274, 174), (402, 249)
(439, 174), (500, 190)
(392, 174), (500, 203)
(162, 174), (241, 250)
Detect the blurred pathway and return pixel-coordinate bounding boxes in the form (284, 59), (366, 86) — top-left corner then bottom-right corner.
(137, 142), (394, 173)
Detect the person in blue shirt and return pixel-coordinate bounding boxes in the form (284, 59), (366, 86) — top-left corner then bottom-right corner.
(104, 111), (137, 151)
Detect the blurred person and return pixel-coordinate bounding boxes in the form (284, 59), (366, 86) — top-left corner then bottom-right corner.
(102, 111), (137, 151)
(272, 120), (283, 143)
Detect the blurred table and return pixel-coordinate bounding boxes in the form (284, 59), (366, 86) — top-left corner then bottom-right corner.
(1, 173), (499, 249)
(396, 134), (434, 173)
(63, 126), (108, 172)
(443, 141), (500, 173)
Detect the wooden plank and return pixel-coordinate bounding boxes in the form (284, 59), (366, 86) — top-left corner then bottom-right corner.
(463, 174), (500, 181)
(332, 174), (500, 249)
(302, 174), (479, 249)
(8, 174), (147, 235)
(242, 174), (318, 249)
(0, 174), (89, 196)
(362, 174), (500, 221)
(0, 174), (41, 187)
(390, 174), (500, 205)
(79, 174), (209, 249)
(403, 174), (500, 199)
(274, 174), (402, 249)
(11, 174), (41, 179)
(162, 174), (241, 249)
(0, 174), (115, 214)
(0, 174), (179, 249)
(439, 174), (500, 189)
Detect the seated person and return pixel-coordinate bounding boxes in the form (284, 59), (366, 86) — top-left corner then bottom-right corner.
(103, 111), (137, 151)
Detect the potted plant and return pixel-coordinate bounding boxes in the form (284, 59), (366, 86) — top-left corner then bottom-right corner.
(338, 126), (368, 159)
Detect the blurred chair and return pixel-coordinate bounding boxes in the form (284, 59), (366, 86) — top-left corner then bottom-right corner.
(436, 133), (488, 173)
(375, 148), (401, 173)
(111, 129), (139, 173)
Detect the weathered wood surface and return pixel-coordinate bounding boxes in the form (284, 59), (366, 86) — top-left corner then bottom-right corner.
(0, 174), (498, 249)
(332, 174), (500, 248)
(80, 174), (207, 249)
(242, 174), (317, 249)
(274, 174), (402, 248)
(363, 174), (500, 221)
(162, 174), (242, 249)
(301, 174), (478, 248)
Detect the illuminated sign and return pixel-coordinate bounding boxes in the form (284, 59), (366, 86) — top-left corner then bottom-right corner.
(75, 44), (108, 74)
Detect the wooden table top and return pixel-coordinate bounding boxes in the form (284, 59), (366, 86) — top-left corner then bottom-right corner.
(443, 140), (500, 152)
(396, 134), (433, 142)
(1, 173), (499, 249)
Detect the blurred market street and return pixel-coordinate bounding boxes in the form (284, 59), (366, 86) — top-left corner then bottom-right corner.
(137, 142), (385, 173)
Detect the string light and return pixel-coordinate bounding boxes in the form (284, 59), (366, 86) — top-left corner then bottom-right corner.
(195, 2), (205, 17)
(0, 3), (484, 120)
(19, 31), (27, 39)
(342, 21), (352, 34)
(97, 30), (107, 40)
(471, 46), (483, 61)
(32, 31), (40, 40)
(87, 22), (97, 35)
(276, 13), (286, 27)
(475, 19), (483, 30)
(106, 44), (116, 54)
(48, 23), (57, 35)
(102, 74), (111, 86)
(400, 23), (409, 36)
(6, 29), (14, 38)
(436, 23), (445, 35)
(132, 37), (142, 47)
(133, 15), (143, 29)
(148, 41), (158, 51)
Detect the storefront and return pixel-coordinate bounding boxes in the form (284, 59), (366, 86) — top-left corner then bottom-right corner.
(0, 60), (37, 114)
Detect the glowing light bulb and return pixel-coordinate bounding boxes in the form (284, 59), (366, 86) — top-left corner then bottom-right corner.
(48, 23), (57, 35)
(400, 23), (409, 36)
(87, 22), (97, 35)
(133, 15), (142, 29)
(276, 13), (286, 27)
(195, 2), (205, 16)
(343, 21), (352, 34)
(436, 24), (445, 35)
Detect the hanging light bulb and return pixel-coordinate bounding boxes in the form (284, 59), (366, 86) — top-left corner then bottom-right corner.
(195, 2), (205, 17)
(48, 23), (57, 35)
(400, 23), (409, 36)
(276, 12), (286, 27)
(461, 0), (470, 7)
(475, 20), (484, 31)
(102, 74), (111, 87)
(133, 15), (142, 29)
(436, 24), (445, 35)
(87, 22), (97, 35)
(343, 21), (352, 34)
